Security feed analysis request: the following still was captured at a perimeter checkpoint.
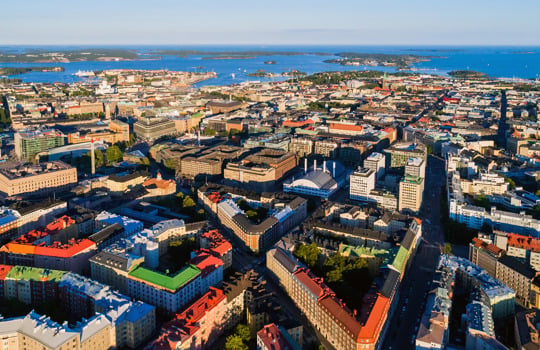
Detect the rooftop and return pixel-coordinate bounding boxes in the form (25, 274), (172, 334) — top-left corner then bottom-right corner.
(0, 161), (73, 180)
(128, 264), (201, 292)
(6, 265), (66, 283)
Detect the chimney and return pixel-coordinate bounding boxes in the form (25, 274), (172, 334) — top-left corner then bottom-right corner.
(314, 159), (317, 171)
(323, 161), (327, 173)
(91, 138), (95, 176)
(304, 158), (308, 174)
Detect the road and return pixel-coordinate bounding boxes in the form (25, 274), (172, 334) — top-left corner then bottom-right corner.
(382, 155), (446, 350)
(204, 215), (330, 348)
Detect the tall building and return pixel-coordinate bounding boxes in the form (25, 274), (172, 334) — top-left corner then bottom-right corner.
(404, 157), (426, 178)
(384, 142), (426, 173)
(14, 129), (65, 160)
(349, 167), (376, 201)
(398, 175), (424, 213)
(364, 152), (385, 180)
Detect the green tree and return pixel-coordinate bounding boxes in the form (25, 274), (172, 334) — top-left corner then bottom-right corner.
(182, 196), (196, 209)
(225, 335), (248, 350)
(93, 149), (104, 168)
(202, 128), (216, 136)
(505, 177), (516, 190)
(235, 324), (251, 344)
(106, 145), (124, 164)
(443, 242), (453, 255)
(294, 243), (320, 268)
(473, 195), (491, 210)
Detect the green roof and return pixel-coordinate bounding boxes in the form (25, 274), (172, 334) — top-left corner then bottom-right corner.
(128, 264), (200, 291)
(338, 244), (389, 259)
(390, 246), (409, 273)
(6, 265), (66, 283)
(191, 111), (204, 119)
(402, 175), (423, 184)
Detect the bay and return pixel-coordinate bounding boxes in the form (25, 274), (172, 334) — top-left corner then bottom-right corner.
(0, 45), (539, 85)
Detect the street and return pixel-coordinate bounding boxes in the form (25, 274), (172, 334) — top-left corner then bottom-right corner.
(382, 155), (446, 350)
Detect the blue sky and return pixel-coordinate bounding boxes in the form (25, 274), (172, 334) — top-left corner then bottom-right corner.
(2, 0), (539, 45)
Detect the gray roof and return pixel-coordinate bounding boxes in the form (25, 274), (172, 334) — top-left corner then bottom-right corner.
(89, 251), (130, 271)
(273, 247), (299, 274)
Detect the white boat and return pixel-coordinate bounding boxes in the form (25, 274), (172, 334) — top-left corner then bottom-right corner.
(73, 70), (95, 77)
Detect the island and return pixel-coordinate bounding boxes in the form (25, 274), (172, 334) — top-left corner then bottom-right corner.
(324, 53), (431, 69)
(153, 50), (332, 58)
(447, 70), (487, 79)
(247, 70), (276, 78)
(0, 49), (141, 63)
(0, 66), (65, 75)
(201, 56), (255, 60)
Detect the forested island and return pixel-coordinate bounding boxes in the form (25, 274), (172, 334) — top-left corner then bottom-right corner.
(324, 53), (431, 69)
(0, 49), (140, 63)
(447, 70), (487, 79)
(0, 67), (65, 75)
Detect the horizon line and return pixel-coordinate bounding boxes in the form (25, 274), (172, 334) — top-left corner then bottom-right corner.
(2, 43), (540, 47)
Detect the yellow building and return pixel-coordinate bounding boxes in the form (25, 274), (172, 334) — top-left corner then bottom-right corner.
(0, 161), (77, 197)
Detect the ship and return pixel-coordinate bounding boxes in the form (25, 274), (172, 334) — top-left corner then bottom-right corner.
(264, 60), (277, 65)
(73, 70), (95, 77)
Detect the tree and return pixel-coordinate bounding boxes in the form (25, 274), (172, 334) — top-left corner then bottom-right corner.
(473, 195), (491, 210)
(294, 243), (320, 268)
(93, 149), (104, 168)
(505, 177), (516, 190)
(182, 196), (196, 209)
(443, 242), (452, 255)
(202, 128), (216, 136)
(225, 335), (248, 350)
(106, 145), (124, 164)
(235, 324), (251, 344)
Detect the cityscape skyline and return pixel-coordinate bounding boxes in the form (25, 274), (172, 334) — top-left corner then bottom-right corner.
(3, 0), (540, 45)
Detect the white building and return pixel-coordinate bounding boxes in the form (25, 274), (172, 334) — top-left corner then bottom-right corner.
(364, 152), (386, 180)
(349, 167), (376, 201)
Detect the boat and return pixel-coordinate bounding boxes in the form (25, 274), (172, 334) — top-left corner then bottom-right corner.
(73, 70), (95, 77)
(264, 60), (277, 65)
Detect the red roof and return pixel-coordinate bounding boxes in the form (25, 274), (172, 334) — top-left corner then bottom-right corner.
(293, 269), (324, 297)
(358, 294), (390, 343)
(189, 252), (223, 278)
(148, 287), (226, 348)
(507, 233), (540, 253)
(318, 295), (362, 337)
(330, 123), (363, 132)
(0, 264), (13, 280)
(472, 237), (503, 256)
(33, 239), (95, 258)
(257, 323), (298, 350)
(201, 230), (232, 256)
(282, 119), (314, 128)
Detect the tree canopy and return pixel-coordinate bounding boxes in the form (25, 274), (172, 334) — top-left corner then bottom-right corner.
(106, 145), (123, 164)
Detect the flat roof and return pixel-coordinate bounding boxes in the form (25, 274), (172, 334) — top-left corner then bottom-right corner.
(128, 264), (200, 292)
(6, 265), (66, 283)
